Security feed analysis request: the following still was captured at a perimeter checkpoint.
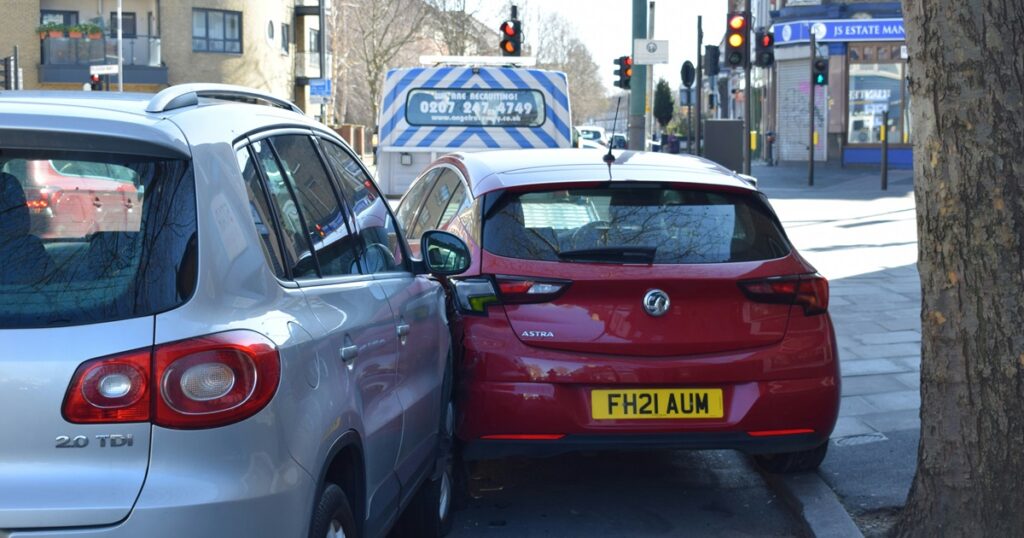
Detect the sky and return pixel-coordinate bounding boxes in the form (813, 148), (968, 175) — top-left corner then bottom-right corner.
(474, 0), (729, 93)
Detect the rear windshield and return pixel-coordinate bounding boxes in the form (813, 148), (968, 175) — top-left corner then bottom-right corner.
(0, 151), (196, 329)
(482, 184), (791, 264)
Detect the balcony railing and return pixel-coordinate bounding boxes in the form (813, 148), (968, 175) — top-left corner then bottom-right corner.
(41, 37), (161, 67)
(296, 52), (322, 79)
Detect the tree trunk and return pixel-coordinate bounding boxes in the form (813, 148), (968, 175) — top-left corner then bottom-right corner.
(899, 0), (1024, 535)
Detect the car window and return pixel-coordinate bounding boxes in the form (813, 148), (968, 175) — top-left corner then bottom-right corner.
(318, 139), (405, 274)
(251, 139), (317, 277)
(483, 185), (791, 264)
(236, 146), (287, 279)
(410, 169), (462, 240)
(269, 135), (361, 279)
(438, 182), (468, 230)
(0, 153), (195, 329)
(395, 168), (440, 236)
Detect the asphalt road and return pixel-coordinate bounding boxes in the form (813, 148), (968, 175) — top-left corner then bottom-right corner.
(449, 450), (800, 537)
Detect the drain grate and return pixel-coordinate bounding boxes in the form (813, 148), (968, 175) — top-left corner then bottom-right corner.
(833, 432), (888, 447)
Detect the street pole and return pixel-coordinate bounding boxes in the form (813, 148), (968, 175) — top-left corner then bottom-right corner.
(808, 31), (815, 186)
(628, 0), (647, 151)
(319, 0), (327, 122)
(881, 109), (889, 190)
(743, 0), (752, 175)
(696, 15), (703, 156)
(12, 45), (19, 90)
(117, 0), (124, 91)
(647, 1), (655, 145)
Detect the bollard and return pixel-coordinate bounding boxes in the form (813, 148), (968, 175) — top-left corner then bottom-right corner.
(881, 110), (888, 191)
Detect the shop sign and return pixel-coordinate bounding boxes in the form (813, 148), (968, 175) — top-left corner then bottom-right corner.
(774, 19), (905, 44)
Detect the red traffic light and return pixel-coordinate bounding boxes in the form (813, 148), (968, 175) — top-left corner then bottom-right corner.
(624, 56), (632, 66)
(500, 20), (517, 37)
(761, 34), (773, 47)
(729, 15), (746, 30)
(90, 74), (100, 83)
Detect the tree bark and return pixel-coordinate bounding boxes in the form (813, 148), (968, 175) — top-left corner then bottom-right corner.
(899, 0), (1024, 535)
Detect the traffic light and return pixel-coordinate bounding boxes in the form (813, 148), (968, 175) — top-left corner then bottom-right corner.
(705, 45), (720, 76)
(725, 12), (748, 68)
(89, 74), (102, 91)
(613, 56), (633, 89)
(754, 29), (774, 67)
(812, 58), (829, 85)
(499, 19), (522, 56)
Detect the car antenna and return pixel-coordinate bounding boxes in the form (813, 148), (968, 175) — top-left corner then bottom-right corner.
(603, 96), (622, 171)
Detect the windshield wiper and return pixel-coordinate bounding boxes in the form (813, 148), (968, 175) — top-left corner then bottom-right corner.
(556, 246), (657, 264)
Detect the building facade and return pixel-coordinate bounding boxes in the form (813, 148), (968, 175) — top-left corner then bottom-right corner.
(768, 0), (910, 167)
(1, 0), (328, 119)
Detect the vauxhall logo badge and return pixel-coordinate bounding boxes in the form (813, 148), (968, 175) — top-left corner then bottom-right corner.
(643, 289), (670, 317)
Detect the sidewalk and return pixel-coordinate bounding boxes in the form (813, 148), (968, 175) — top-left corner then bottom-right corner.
(752, 161), (920, 537)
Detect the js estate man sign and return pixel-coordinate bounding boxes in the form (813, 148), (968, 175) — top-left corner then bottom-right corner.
(773, 18), (906, 44)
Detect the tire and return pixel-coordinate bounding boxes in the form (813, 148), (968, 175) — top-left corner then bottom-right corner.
(309, 483), (357, 538)
(393, 354), (455, 537)
(753, 441), (829, 473)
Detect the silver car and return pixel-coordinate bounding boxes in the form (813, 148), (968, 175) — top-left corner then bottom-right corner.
(0, 84), (469, 538)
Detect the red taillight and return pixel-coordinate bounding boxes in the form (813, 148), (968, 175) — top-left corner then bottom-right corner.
(495, 275), (571, 304)
(481, 434), (565, 440)
(153, 331), (279, 429)
(62, 331), (280, 429)
(25, 199), (48, 209)
(738, 273), (829, 315)
(63, 349), (151, 423)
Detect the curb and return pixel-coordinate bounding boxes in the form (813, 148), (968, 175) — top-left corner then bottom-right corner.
(762, 470), (864, 538)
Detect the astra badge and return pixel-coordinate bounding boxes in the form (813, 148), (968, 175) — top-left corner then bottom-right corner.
(521, 330), (554, 338)
(643, 289), (671, 317)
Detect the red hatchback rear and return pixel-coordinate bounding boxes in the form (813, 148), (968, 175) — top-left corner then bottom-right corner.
(396, 149), (839, 473)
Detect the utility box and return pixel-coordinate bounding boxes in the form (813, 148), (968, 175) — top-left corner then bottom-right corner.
(703, 119), (744, 172)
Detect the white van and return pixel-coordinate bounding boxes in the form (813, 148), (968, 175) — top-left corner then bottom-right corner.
(375, 59), (573, 196)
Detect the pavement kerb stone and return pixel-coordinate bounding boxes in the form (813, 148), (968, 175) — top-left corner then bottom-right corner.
(761, 470), (864, 538)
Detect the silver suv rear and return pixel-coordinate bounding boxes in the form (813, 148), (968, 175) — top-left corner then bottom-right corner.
(0, 85), (469, 538)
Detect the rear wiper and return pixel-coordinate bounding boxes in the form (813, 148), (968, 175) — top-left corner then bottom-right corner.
(557, 247), (657, 264)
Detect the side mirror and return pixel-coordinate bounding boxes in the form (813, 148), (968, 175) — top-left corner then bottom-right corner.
(420, 230), (471, 276)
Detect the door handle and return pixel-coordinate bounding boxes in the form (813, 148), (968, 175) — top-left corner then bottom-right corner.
(340, 344), (358, 362)
(396, 323), (410, 337)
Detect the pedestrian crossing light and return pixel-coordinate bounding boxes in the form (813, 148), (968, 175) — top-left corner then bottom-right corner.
(499, 19), (522, 56)
(813, 58), (829, 85)
(89, 74), (102, 91)
(754, 29), (774, 67)
(614, 56), (633, 89)
(725, 13), (748, 68)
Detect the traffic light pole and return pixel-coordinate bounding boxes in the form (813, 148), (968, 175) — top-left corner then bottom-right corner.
(808, 31), (816, 186)
(696, 15), (703, 156)
(743, 0), (751, 175)
(628, 0), (647, 151)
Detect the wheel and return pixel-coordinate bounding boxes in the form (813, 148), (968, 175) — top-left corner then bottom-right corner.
(392, 353), (455, 537)
(309, 483), (357, 538)
(753, 441), (829, 473)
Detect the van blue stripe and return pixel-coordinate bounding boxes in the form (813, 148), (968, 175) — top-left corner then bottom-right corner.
(523, 70), (569, 111)
(544, 105), (570, 143)
(502, 127), (534, 148)
(382, 67), (428, 112)
(393, 126), (421, 147)
(389, 68), (477, 146)
(416, 126), (449, 147)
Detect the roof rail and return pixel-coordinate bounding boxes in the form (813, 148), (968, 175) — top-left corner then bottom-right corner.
(146, 83), (303, 114)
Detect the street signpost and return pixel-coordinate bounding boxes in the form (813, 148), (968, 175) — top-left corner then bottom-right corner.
(633, 39), (669, 65)
(89, 64), (120, 76)
(310, 78), (332, 105)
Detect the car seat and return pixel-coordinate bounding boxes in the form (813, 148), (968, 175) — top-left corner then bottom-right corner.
(0, 172), (53, 285)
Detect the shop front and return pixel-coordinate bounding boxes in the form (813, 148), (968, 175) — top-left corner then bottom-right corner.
(772, 17), (912, 168)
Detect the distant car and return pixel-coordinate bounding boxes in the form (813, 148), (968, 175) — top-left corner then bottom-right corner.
(609, 133), (627, 149)
(397, 148), (839, 476)
(579, 138), (604, 150)
(0, 85), (471, 538)
(576, 125), (607, 145)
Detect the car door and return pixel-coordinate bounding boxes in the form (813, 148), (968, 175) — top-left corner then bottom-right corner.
(249, 133), (404, 533)
(317, 137), (448, 493)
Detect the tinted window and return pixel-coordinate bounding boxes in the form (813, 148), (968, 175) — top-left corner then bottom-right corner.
(318, 140), (405, 273)
(0, 152), (196, 329)
(483, 185), (791, 264)
(395, 168), (439, 236)
(251, 139), (314, 277)
(411, 169), (462, 240)
(438, 182), (468, 229)
(237, 147), (286, 278)
(270, 135), (361, 278)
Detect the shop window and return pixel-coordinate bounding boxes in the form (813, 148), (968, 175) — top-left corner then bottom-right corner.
(848, 63), (903, 144)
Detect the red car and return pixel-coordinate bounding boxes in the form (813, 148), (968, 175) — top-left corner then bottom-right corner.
(2, 158), (141, 239)
(395, 149), (839, 473)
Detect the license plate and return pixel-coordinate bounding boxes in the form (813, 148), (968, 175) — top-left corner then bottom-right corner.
(591, 389), (724, 420)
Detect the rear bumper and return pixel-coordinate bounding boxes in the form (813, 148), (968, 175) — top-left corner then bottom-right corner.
(455, 315), (840, 460)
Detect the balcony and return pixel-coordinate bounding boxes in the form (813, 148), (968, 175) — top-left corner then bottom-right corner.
(39, 36), (167, 85)
(296, 52), (321, 79)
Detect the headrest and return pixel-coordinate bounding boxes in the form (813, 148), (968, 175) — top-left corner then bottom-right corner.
(0, 172), (30, 239)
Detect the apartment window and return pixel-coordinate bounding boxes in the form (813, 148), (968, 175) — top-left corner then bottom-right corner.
(109, 12), (137, 38)
(193, 8), (241, 53)
(309, 29), (320, 53)
(40, 10), (78, 27)
(281, 23), (290, 54)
